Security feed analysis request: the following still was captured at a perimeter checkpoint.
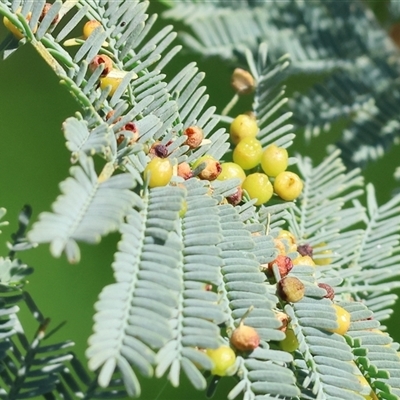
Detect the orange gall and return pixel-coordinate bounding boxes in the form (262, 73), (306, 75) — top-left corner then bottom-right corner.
(230, 325), (260, 351)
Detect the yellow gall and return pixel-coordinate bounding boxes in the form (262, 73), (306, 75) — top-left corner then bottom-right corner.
(83, 20), (102, 39)
(293, 255), (315, 267)
(328, 304), (351, 335)
(3, 8), (37, 39)
(206, 346), (236, 376)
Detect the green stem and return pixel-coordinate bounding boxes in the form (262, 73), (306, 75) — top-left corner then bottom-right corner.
(221, 93), (239, 116)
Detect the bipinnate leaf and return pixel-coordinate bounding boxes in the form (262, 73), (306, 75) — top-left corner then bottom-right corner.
(27, 154), (138, 263)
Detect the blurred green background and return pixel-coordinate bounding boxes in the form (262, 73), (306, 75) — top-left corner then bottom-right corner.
(0, 1), (399, 399)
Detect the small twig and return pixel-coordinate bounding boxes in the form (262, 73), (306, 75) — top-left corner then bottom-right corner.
(221, 93), (239, 116)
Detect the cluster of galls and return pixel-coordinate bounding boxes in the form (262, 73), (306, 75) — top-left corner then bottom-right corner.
(172, 69), (305, 207)
(117, 123), (214, 189)
(226, 112), (303, 206)
(140, 123), (228, 191)
(261, 229), (351, 353)
(210, 67), (302, 207)
(143, 126), (217, 189)
(177, 126), (221, 181)
(81, 21), (224, 193)
(3, 3), (59, 39)
(84, 21), (129, 98)
(103, 94), (218, 189)
(195, 233), (353, 381)
(272, 229), (333, 269)
(80, 20), (176, 189)
(177, 113), (304, 207)
(80, 21), (216, 190)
